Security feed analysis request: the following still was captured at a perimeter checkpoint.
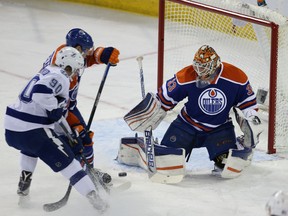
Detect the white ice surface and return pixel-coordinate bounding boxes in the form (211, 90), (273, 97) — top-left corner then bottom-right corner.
(0, 1), (288, 216)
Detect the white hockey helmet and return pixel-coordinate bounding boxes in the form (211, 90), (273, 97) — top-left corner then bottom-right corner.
(266, 191), (288, 216)
(55, 46), (84, 77)
(192, 45), (221, 78)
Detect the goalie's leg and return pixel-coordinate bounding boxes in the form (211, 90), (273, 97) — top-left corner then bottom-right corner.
(204, 121), (253, 178)
(204, 121), (237, 167)
(160, 117), (196, 160)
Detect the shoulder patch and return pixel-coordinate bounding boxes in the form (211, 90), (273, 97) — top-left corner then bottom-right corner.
(176, 65), (197, 84)
(221, 62), (248, 84)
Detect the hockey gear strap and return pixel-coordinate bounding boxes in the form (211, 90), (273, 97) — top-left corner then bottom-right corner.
(124, 92), (166, 132)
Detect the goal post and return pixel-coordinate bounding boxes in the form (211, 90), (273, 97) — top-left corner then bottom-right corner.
(157, 0), (288, 154)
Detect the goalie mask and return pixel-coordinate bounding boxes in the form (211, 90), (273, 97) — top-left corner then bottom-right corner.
(55, 47), (84, 80)
(193, 45), (221, 88)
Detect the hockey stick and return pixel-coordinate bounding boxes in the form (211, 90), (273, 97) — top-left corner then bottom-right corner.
(44, 119), (105, 212)
(43, 63), (112, 212)
(87, 63), (111, 130)
(43, 183), (72, 212)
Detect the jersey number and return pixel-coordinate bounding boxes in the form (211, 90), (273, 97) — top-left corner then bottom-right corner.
(20, 74), (63, 103)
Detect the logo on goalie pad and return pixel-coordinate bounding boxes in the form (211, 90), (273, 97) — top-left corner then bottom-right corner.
(145, 130), (155, 169)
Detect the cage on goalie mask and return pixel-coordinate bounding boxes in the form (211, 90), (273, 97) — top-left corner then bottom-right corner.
(124, 93), (166, 132)
(192, 45), (221, 78)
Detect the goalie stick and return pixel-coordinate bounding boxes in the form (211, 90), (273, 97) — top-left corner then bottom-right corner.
(135, 57), (184, 184)
(136, 56), (157, 175)
(137, 57), (180, 183)
(136, 56), (145, 99)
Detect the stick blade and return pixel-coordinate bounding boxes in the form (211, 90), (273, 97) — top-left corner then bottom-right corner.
(149, 172), (184, 184)
(43, 185), (72, 212)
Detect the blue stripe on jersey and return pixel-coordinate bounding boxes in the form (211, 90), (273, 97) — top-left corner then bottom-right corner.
(6, 107), (52, 125)
(69, 170), (87, 186)
(32, 84), (53, 94)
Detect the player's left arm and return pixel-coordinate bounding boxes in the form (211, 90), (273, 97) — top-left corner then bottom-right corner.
(66, 110), (94, 147)
(235, 81), (261, 124)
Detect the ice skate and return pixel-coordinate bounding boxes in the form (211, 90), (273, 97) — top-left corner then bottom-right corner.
(17, 170), (32, 196)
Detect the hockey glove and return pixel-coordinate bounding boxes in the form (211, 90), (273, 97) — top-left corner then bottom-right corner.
(94, 47), (120, 65)
(257, 0), (267, 7)
(69, 131), (84, 156)
(73, 124), (94, 147)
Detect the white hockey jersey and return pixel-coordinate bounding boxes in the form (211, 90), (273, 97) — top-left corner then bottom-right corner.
(4, 65), (70, 132)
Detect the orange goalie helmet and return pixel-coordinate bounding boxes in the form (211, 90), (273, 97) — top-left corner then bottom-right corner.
(193, 45), (221, 78)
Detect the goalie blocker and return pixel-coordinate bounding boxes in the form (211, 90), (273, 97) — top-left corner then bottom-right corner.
(124, 92), (166, 132)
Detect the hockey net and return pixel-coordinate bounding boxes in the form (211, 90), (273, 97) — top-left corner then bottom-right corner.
(157, 0), (288, 154)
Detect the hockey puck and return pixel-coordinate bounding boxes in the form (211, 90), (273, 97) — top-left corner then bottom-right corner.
(118, 172), (127, 177)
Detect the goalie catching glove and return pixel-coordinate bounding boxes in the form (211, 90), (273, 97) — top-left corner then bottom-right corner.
(233, 107), (263, 148)
(124, 92), (167, 132)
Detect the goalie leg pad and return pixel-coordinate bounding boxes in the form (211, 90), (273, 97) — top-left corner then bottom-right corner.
(124, 93), (166, 132)
(220, 147), (253, 179)
(117, 136), (186, 183)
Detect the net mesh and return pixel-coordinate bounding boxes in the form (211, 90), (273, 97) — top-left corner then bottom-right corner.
(161, 0), (288, 151)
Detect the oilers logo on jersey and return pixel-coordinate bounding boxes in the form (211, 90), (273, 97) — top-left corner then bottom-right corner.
(198, 88), (227, 115)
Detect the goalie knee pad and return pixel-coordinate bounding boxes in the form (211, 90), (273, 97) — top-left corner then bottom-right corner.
(124, 92), (166, 132)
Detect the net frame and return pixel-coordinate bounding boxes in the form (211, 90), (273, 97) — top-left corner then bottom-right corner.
(157, 0), (282, 154)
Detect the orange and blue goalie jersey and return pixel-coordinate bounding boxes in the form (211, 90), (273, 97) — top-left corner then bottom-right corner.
(157, 62), (258, 132)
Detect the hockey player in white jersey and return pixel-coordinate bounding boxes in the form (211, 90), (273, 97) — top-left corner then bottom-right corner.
(4, 47), (107, 212)
(43, 28), (120, 169)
